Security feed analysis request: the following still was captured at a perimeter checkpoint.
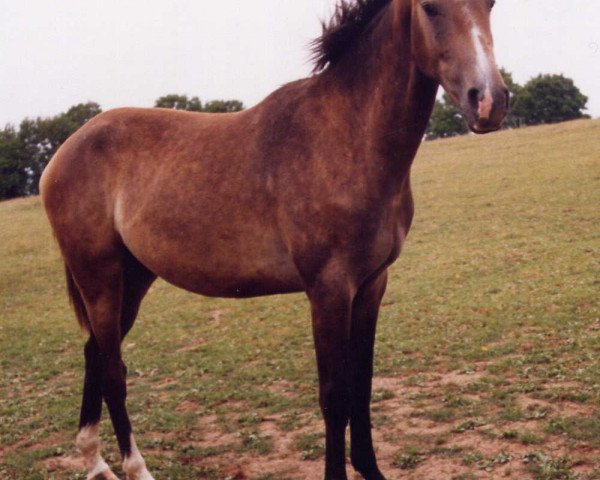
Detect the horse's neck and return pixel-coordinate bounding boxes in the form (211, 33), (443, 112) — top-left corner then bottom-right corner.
(323, 2), (438, 178)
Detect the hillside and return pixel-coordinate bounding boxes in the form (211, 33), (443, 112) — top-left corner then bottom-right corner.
(1, 119), (599, 479)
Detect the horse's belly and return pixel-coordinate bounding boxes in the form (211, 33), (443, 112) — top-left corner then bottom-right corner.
(121, 223), (304, 298)
(162, 262), (304, 298)
(162, 252), (304, 298)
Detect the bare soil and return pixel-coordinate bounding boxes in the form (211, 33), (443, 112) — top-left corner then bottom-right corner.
(35, 368), (600, 479)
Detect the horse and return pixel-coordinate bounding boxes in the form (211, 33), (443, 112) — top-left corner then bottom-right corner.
(40, 0), (508, 478)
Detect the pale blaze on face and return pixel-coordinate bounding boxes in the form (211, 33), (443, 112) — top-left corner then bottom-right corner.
(411, 0), (509, 133)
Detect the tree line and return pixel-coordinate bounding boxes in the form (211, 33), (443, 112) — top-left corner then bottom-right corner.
(426, 72), (590, 140)
(0, 73), (592, 200)
(0, 95), (244, 200)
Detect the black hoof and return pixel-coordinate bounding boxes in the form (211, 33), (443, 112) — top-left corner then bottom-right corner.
(357, 468), (386, 480)
(324, 470), (348, 480)
(91, 471), (120, 480)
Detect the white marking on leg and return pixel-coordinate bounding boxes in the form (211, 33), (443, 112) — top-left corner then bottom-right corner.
(123, 435), (155, 480)
(89, 458), (112, 478)
(76, 424), (119, 479)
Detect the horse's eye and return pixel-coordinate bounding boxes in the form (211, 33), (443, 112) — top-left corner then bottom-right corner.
(422, 2), (440, 18)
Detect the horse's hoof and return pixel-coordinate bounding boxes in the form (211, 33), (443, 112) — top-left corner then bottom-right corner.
(90, 470), (121, 480)
(368, 473), (386, 480)
(324, 472), (348, 480)
(359, 469), (386, 480)
(324, 477), (348, 480)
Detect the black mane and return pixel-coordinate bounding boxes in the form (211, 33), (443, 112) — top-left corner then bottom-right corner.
(311, 0), (393, 72)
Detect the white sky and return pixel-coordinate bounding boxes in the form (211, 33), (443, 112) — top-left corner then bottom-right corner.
(1, 0), (599, 126)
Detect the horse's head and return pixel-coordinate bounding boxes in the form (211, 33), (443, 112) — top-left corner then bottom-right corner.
(410, 0), (508, 133)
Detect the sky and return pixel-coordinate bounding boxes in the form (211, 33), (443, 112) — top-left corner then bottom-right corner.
(1, 0), (599, 127)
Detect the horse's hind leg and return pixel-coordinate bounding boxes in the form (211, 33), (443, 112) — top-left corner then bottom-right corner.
(72, 251), (155, 480)
(71, 253), (124, 480)
(118, 252), (156, 480)
(119, 250), (156, 340)
(76, 335), (119, 480)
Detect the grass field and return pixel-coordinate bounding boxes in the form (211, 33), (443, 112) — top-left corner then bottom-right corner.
(1, 119), (599, 480)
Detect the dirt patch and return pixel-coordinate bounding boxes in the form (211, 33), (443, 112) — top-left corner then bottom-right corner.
(176, 398), (203, 413)
(42, 454), (84, 473)
(0, 430), (72, 463)
(195, 414), (325, 479)
(28, 369), (600, 479)
(210, 309), (226, 323)
(436, 369), (487, 387)
(265, 379), (298, 400)
(195, 414), (240, 445)
(183, 369), (599, 479)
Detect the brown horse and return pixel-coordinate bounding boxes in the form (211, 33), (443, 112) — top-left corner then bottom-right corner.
(40, 0), (507, 479)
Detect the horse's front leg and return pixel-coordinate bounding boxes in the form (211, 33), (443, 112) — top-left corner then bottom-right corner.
(349, 271), (388, 480)
(307, 272), (354, 480)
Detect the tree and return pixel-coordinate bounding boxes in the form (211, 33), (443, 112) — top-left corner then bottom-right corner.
(18, 102), (102, 195)
(425, 93), (468, 140)
(154, 94), (203, 112)
(499, 68), (523, 129)
(154, 95), (244, 113)
(203, 100), (244, 113)
(512, 74), (588, 126)
(0, 126), (28, 200)
(63, 102), (102, 126)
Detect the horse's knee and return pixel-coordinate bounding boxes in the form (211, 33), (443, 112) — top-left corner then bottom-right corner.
(83, 338), (102, 374)
(320, 379), (350, 426)
(100, 357), (126, 387)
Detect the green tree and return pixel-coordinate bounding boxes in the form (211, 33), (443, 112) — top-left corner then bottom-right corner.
(0, 126), (28, 200)
(203, 99), (244, 113)
(63, 102), (103, 126)
(512, 74), (588, 126)
(425, 93), (468, 140)
(154, 94), (203, 111)
(18, 102), (102, 195)
(499, 68), (523, 129)
(154, 95), (244, 113)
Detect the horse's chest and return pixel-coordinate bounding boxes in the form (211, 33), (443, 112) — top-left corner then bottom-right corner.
(368, 215), (410, 269)
(365, 195), (414, 272)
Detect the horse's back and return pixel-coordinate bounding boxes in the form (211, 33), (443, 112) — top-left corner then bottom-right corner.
(41, 106), (258, 235)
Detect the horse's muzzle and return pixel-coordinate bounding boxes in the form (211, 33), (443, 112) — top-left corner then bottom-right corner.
(465, 85), (510, 134)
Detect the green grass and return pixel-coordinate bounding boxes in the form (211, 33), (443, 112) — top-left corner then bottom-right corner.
(291, 432), (325, 461)
(392, 445), (426, 469)
(1, 119), (599, 479)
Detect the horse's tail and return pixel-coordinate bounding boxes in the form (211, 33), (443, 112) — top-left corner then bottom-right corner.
(65, 265), (91, 333)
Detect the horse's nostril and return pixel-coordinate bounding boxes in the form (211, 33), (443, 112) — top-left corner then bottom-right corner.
(468, 88), (480, 111)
